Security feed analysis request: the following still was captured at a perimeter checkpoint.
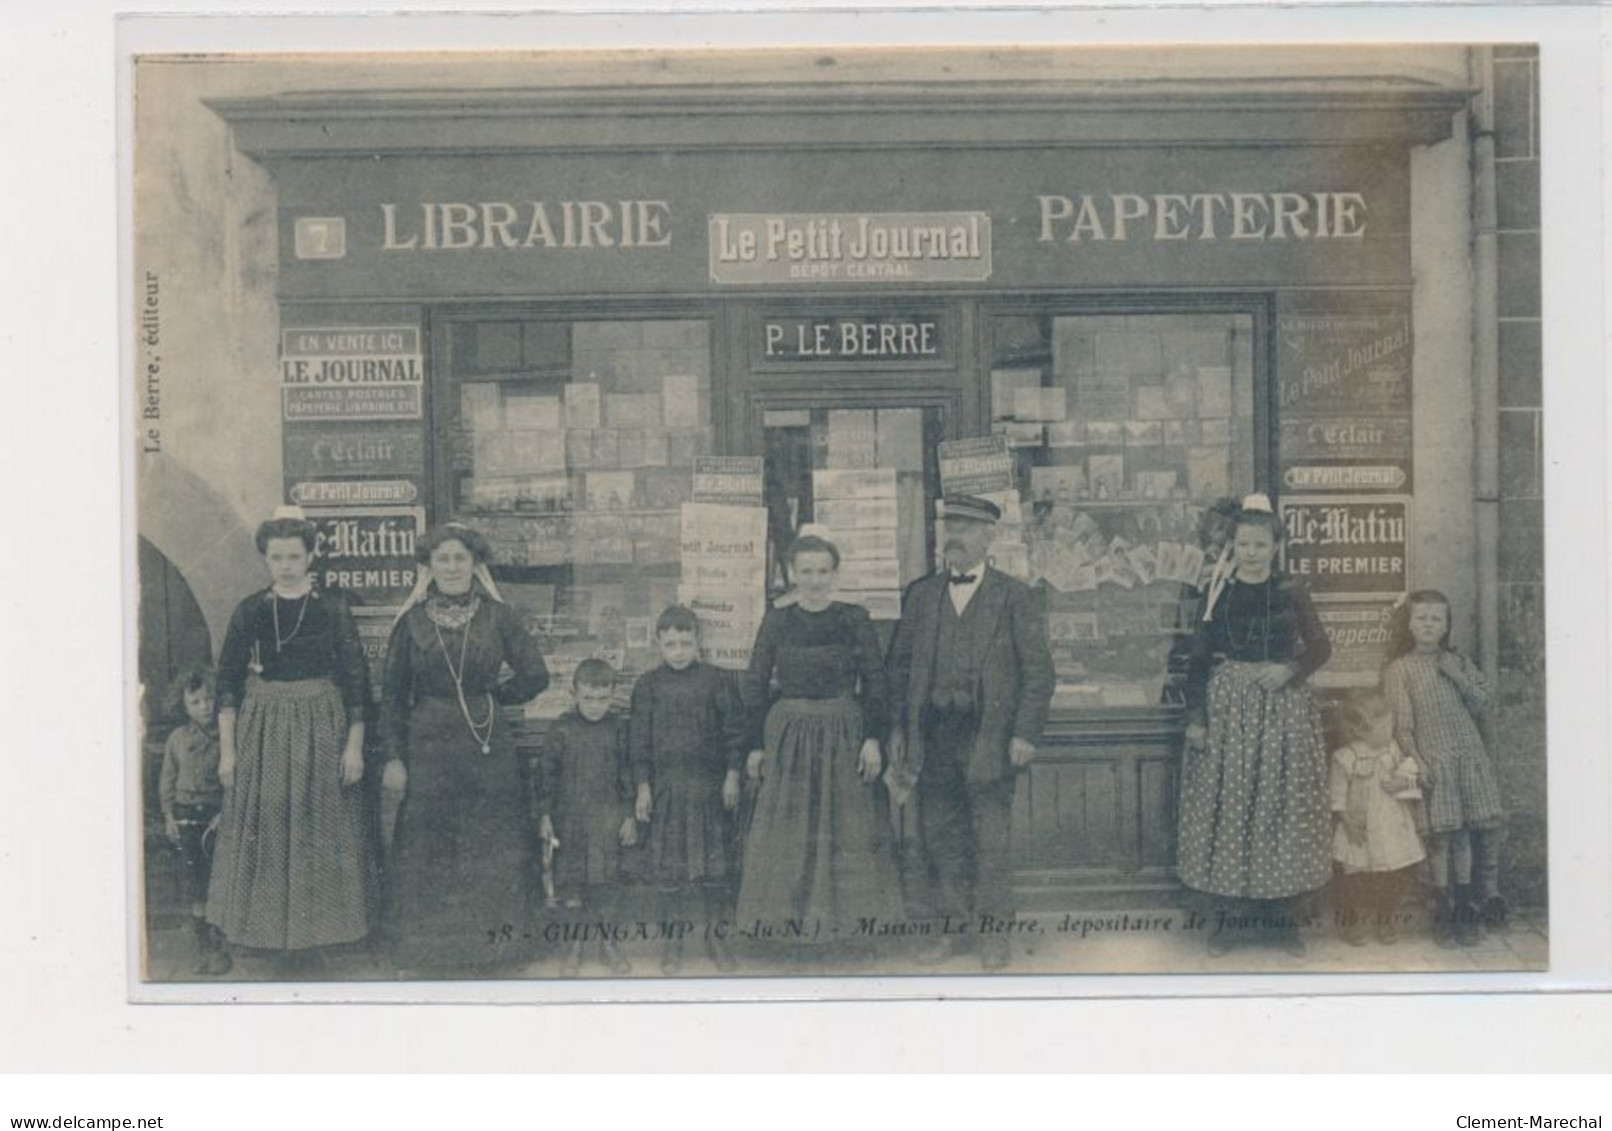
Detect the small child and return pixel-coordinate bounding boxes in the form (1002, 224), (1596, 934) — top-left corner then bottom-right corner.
(1383, 589), (1507, 946)
(529, 659), (636, 977)
(630, 606), (747, 974)
(1329, 691), (1426, 946)
(158, 664), (231, 975)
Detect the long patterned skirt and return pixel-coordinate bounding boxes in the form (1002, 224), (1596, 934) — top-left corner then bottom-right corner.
(207, 677), (375, 951)
(384, 696), (535, 970)
(1177, 663), (1332, 900)
(735, 697), (901, 939)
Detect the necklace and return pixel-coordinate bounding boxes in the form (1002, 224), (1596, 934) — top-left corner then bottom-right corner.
(273, 592), (310, 653)
(1225, 578), (1272, 657)
(426, 591), (480, 631)
(433, 617), (495, 754)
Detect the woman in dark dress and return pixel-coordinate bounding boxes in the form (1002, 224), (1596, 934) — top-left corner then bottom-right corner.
(208, 507), (376, 965)
(379, 523), (549, 973)
(735, 534), (901, 952)
(1178, 494), (1333, 956)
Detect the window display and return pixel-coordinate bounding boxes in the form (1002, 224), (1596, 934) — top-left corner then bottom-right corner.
(443, 317), (717, 716)
(760, 405), (946, 625)
(987, 311), (1259, 710)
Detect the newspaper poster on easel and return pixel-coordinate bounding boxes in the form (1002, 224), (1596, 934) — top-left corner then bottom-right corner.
(679, 499), (767, 669)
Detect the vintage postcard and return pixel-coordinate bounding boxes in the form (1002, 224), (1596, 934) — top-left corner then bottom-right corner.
(130, 42), (1550, 997)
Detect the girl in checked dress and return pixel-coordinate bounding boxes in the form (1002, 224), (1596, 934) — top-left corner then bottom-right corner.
(1383, 589), (1506, 946)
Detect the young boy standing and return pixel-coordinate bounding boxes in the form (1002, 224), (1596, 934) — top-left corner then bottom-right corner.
(629, 607), (747, 974)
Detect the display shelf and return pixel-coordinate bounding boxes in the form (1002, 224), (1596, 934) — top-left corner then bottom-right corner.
(986, 308), (1258, 709)
(441, 315), (719, 710)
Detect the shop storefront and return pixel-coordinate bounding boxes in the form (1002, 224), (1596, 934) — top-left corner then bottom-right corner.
(210, 68), (1468, 907)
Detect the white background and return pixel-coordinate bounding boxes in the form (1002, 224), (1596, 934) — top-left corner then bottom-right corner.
(2, 0), (1609, 1088)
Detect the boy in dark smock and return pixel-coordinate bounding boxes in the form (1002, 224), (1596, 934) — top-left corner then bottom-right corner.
(530, 659), (636, 976)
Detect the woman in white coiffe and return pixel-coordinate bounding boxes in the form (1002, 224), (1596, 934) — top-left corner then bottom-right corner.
(378, 522), (549, 974)
(1177, 493), (1333, 957)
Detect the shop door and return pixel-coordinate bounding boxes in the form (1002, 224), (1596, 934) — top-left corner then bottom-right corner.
(754, 395), (953, 639)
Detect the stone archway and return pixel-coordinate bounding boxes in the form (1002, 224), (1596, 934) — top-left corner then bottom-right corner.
(137, 536), (213, 708)
(136, 535), (214, 852)
(136, 458), (265, 659)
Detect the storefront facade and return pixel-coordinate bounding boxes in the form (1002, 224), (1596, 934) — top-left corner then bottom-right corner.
(169, 52), (1480, 908)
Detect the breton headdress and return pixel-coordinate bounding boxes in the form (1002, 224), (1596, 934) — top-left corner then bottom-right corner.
(392, 521), (505, 623)
(1201, 492), (1275, 622)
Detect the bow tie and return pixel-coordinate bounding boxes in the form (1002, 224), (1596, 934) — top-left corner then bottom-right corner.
(950, 572), (979, 586)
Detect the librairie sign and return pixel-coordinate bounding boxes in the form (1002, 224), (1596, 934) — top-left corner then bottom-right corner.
(281, 326), (424, 421)
(378, 200), (673, 251)
(275, 145), (1407, 300)
(759, 314), (947, 363)
(710, 212), (991, 284)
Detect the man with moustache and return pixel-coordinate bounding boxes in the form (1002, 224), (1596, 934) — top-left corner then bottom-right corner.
(886, 495), (1054, 969)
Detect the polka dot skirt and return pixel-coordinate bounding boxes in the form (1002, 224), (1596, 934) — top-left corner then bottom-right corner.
(1178, 662), (1332, 899)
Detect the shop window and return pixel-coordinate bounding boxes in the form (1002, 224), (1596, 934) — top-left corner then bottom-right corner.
(760, 405), (946, 627)
(442, 316), (713, 716)
(986, 310), (1258, 711)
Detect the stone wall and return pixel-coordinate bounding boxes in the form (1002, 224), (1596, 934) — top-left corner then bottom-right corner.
(1491, 46), (1546, 908)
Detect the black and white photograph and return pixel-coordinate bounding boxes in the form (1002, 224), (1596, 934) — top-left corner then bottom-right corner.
(128, 38), (1557, 992)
